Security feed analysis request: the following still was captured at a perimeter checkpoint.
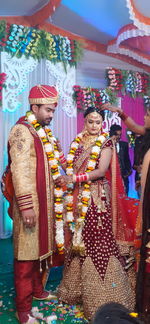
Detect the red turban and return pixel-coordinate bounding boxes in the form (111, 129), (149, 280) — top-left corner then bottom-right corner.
(28, 85), (58, 105)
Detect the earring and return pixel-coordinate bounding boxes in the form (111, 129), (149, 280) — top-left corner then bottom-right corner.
(82, 126), (88, 136)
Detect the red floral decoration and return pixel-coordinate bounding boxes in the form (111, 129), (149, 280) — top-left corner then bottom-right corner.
(0, 73), (7, 106)
(0, 20), (10, 50)
(106, 67), (123, 91)
(106, 67), (150, 97)
(73, 85), (112, 111)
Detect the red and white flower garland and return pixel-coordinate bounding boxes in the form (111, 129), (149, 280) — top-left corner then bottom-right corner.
(26, 111), (64, 254)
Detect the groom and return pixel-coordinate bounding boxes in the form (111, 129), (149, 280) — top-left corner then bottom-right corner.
(7, 85), (65, 324)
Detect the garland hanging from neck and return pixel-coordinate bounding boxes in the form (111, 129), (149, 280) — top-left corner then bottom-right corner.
(26, 111), (64, 254)
(66, 131), (108, 232)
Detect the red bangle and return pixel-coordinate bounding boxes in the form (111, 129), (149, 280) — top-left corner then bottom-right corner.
(59, 153), (66, 164)
(118, 111), (128, 121)
(75, 173), (88, 183)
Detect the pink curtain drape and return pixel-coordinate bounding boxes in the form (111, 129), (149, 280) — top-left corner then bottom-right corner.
(120, 95), (144, 140)
(77, 111), (84, 134)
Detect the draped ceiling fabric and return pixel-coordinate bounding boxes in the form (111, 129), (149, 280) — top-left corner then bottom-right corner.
(108, 1), (150, 68)
(126, 0), (150, 34)
(107, 24), (150, 67)
(0, 52), (76, 238)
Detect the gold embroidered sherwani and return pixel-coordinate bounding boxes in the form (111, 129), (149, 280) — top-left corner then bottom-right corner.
(9, 123), (54, 261)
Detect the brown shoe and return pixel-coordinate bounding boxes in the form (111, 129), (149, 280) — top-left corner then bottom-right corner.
(16, 311), (40, 324)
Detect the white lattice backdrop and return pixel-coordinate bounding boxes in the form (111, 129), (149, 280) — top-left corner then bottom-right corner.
(0, 52), (76, 238)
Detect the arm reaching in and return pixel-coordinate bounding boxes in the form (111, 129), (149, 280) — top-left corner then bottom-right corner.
(102, 103), (145, 135)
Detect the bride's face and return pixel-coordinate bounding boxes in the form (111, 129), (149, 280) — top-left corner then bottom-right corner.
(85, 112), (103, 135)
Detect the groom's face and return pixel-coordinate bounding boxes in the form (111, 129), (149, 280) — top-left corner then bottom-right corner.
(32, 103), (57, 126)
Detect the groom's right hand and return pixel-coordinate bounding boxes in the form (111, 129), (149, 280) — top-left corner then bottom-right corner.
(54, 175), (73, 187)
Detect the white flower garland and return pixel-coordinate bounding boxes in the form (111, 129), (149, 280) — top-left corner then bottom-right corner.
(26, 111), (64, 254)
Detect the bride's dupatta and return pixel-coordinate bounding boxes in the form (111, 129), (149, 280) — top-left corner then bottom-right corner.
(66, 139), (138, 255)
(107, 144), (139, 251)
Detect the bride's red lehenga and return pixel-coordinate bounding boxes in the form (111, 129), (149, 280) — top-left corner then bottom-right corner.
(58, 136), (138, 320)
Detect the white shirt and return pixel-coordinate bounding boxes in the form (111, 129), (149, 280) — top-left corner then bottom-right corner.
(116, 142), (120, 153)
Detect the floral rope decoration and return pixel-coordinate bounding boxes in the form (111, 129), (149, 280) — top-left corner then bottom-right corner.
(0, 73), (7, 106)
(126, 129), (135, 148)
(106, 67), (150, 98)
(106, 67), (123, 91)
(26, 111), (64, 254)
(73, 85), (117, 111)
(0, 20), (83, 69)
(66, 132), (108, 231)
(144, 95), (150, 109)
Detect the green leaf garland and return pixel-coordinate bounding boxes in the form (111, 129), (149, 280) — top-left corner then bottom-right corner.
(0, 20), (83, 70)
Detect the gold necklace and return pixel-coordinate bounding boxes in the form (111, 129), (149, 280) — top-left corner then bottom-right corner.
(82, 133), (99, 149)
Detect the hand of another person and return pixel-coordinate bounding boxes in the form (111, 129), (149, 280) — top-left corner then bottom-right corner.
(21, 209), (36, 228)
(101, 102), (122, 114)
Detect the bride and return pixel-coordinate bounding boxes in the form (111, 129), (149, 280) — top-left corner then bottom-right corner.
(56, 106), (135, 320)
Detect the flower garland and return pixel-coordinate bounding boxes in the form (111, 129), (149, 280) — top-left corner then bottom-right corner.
(26, 111), (64, 254)
(126, 129), (135, 148)
(125, 71), (137, 97)
(0, 72), (7, 106)
(73, 85), (116, 111)
(106, 67), (123, 91)
(106, 67), (150, 98)
(144, 95), (150, 109)
(0, 20), (83, 69)
(66, 132), (108, 230)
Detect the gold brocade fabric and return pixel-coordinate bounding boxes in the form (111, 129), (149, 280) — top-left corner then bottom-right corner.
(9, 124), (54, 260)
(58, 256), (135, 320)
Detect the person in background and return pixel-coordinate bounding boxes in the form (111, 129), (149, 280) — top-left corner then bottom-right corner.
(133, 135), (144, 199)
(92, 302), (144, 324)
(2, 85), (66, 324)
(103, 104), (150, 320)
(109, 124), (132, 196)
